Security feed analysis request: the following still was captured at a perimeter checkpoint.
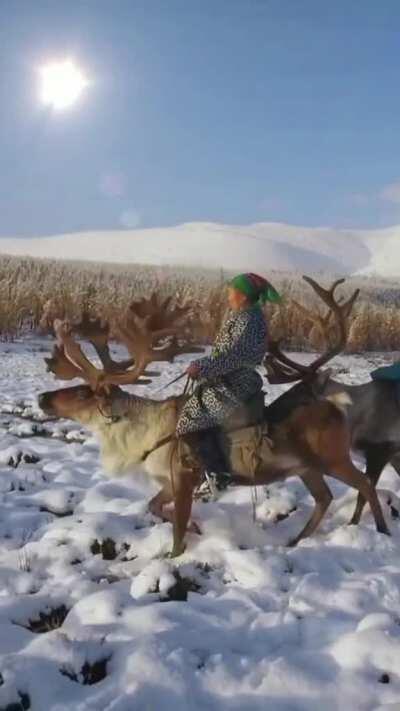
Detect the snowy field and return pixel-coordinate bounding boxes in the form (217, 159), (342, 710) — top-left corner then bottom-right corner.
(1, 339), (400, 710)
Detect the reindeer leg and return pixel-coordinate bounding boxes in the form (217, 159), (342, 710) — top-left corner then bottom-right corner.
(350, 444), (392, 525)
(330, 459), (390, 535)
(148, 484), (201, 534)
(148, 485), (173, 520)
(288, 474), (333, 547)
(171, 469), (199, 558)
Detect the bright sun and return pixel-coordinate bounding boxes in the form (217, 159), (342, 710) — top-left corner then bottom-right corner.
(39, 60), (89, 110)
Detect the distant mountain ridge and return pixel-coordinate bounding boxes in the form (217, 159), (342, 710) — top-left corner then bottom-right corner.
(0, 221), (398, 277)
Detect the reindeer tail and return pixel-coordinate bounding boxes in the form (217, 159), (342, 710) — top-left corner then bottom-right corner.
(325, 392), (353, 413)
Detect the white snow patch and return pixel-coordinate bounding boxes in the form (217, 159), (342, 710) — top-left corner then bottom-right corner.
(0, 340), (399, 708)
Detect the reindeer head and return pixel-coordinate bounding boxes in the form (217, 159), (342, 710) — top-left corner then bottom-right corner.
(39, 384), (98, 421)
(38, 295), (202, 424)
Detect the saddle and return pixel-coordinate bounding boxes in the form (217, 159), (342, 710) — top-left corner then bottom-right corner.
(183, 390), (267, 486)
(216, 390), (270, 479)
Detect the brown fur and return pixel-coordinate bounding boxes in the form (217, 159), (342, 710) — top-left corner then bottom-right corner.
(38, 386), (390, 557)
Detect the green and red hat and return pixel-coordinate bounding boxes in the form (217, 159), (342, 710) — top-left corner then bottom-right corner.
(229, 272), (282, 305)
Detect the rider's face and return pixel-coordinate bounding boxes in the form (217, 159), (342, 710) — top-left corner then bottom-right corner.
(228, 287), (250, 311)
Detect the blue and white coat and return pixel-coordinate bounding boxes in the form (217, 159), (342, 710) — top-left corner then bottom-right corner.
(176, 305), (267, 435)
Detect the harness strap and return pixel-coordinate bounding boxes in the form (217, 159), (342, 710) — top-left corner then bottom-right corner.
(141, 432), (177, 461)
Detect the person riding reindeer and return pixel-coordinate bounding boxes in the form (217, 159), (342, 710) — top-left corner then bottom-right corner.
(176, 272), (282, 490)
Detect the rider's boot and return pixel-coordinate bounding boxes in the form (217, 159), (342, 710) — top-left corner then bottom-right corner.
(182, 428), (231, 498)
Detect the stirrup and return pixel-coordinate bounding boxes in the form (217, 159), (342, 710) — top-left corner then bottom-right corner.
(205, 472), (219, 500)
(194, 472), (218, 501)
(195, 471), (232, 502)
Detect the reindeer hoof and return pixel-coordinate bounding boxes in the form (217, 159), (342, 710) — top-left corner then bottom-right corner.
(348, 516), (361, 526)
(378, 524), (391, 536)
(287, 537), (298, 548)
(170, 543), (186, 558)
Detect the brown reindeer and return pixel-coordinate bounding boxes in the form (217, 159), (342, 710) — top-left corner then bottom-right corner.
(38, 287), (390, 557)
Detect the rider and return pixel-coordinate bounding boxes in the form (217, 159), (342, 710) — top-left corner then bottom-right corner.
(371, 359), (400, 407)
(371, 361), (400, 381)
(176, 272), (282, 488)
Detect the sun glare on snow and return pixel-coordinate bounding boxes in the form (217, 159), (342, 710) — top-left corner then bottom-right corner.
(39, 60), (89, 110)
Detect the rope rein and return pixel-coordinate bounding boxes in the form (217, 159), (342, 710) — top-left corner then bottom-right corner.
(141, 375), (193, 462)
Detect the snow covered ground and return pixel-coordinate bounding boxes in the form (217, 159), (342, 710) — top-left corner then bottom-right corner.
(1, 220), (400, 278)
(1, 339), (400, 710)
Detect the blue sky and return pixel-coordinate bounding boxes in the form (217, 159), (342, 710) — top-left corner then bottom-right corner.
(1, 0), (400, 236)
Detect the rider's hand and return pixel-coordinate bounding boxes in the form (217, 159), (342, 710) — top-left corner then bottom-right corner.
(186, 363), (201, 380)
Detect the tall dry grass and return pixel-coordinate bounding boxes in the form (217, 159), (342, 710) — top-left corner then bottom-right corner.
(0, 254), (399, 352)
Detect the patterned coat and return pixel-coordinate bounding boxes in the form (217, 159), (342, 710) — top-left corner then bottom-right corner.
(176, 304), (267, 435)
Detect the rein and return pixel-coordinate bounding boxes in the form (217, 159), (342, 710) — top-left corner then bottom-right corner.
(96, 401), (119, 423)
(95, 393), (133, 424)
(140, 375), (194, 461)
(158, 371), (189, 391)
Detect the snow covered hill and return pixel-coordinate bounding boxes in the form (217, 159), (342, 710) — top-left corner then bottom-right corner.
(0, 221), (399, 277)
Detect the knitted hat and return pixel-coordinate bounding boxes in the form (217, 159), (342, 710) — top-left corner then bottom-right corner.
(229, 273), (282, 304)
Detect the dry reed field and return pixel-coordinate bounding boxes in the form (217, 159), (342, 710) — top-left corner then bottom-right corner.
(0, 253), (399, 351)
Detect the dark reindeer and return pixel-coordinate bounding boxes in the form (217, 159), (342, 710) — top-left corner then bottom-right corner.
(264, 276), (400, 524)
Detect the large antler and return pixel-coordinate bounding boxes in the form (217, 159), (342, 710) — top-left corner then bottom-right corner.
(39, 298), (65, 334)
(45, 294), (203, 391)
(73, 313), (134, 373)
(50, 320), (109, 390)
(264, 277), (359, 384)
(104, 295), (203, 387)
(44, 343), (85, 381)
(40, 297), (136, 372)
(45, 312), (141, 384)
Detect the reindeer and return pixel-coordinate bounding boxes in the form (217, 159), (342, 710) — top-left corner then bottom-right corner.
(39, 284), (389, 555)
(264, 277), (400, 525)
(38, 287), (390, 557)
